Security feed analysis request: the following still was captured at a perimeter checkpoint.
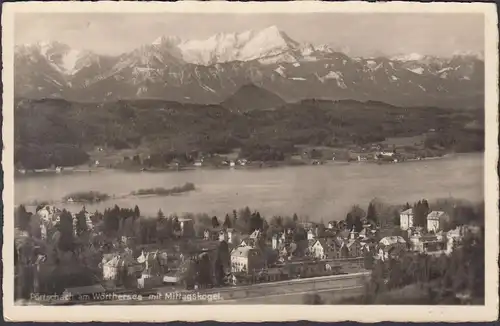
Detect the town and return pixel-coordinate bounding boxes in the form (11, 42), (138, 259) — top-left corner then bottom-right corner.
(14, 197), (484, 305)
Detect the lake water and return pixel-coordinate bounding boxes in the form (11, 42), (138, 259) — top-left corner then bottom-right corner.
(15, 154), (484, 221)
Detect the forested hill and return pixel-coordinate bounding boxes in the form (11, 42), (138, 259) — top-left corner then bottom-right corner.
(14, 97), (484, 169)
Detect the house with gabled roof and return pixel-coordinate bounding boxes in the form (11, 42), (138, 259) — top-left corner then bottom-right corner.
(378, 236), (408, 260)
(426, 211), (450, 233)
(230, 246), (265, 273)
(309, 238), (343, 260)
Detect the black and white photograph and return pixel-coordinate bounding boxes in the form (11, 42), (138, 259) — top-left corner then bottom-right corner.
(3, 1), (498, 322)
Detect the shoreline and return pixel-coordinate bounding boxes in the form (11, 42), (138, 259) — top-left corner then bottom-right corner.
(15, 152), (477, 178)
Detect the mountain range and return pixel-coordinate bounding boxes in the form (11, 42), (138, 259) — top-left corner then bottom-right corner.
(14, 25), (484, 109)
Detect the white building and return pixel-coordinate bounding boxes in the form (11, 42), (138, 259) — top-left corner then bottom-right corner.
(272, 234), (279, 250)
(40, 224), (47, 240)
(307, 229), (316, 240)
(379, 151), (394, 157)
(102, 255), (122, 281)
(102, 252), (143, 282)
(378, 236), (407, 260)
(399, 208), (414, 230)
(446, 226), (465, 255)
(226, 228), (235, 244)
(230, 246), (264, 273)
(37, 205), (61, 227)
(218, 230), (227, 242)
(218, 228), (236, 244)
(203, 229), (210, 240)
(426, 211), (449, 233)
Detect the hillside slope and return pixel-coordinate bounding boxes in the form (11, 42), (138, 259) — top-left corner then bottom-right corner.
(220, 84), (286, 112)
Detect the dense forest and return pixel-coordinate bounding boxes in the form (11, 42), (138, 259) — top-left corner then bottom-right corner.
(14, 98), (484, 169)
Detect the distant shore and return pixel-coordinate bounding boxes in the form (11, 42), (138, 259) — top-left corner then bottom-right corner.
(15, 152), (472, 178)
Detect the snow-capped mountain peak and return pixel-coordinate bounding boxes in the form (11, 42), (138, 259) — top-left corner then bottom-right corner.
(452, 50), (484, 60)
(153, 25), (302, 65)
(15, 41), (98, 76)
(14, 28), (484, 109)
(151, 35), (184, 48)
(314, 44), (335, 53)
(391, 53), (426, 62)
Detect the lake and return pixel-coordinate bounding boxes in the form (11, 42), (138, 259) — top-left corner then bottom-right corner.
(15, 154), (484, 221)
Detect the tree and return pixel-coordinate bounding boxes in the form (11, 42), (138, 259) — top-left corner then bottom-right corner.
(345, 213), (354, 230)
(452, 205), (476, 228)
(236, 207), (252, 234)
(422, 199), (430, 214)
(413, 200), (429, 227)
(134, 205), (141, 218)
(316, 222), (326, 237)
(103, 208), (119, 236)
(354, 215), (363, 233)
(293, 213), (299, 223)
(121, 216), (136, 238)
(393, 210), (401, 226)
(28, 214), (42, 239)
(214, 257), (225, 286)
(139, 218), (157, 244)
(15, 205), (31, 231)
(232, 209), (238, 225)
(293, 227), (307, 242)
(366, 202), (378, 225)
(270, 216), (284, 229)
(216, 240), (230, 280)
(157, 209), (165, 219)
(156, 217), (172, 243)
(196, 253), (213, 288)
(211, 216), (220, 229)
(283, 216), (296, 230)
(249, 211), (264, 233)
(58, 209), (74, 251)
(349, 205), (366, 221)
(75, 209), (88, 237)
(222, 214), (232, 229)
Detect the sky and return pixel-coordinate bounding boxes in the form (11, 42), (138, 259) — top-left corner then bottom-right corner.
(14, 12), (484, 57)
